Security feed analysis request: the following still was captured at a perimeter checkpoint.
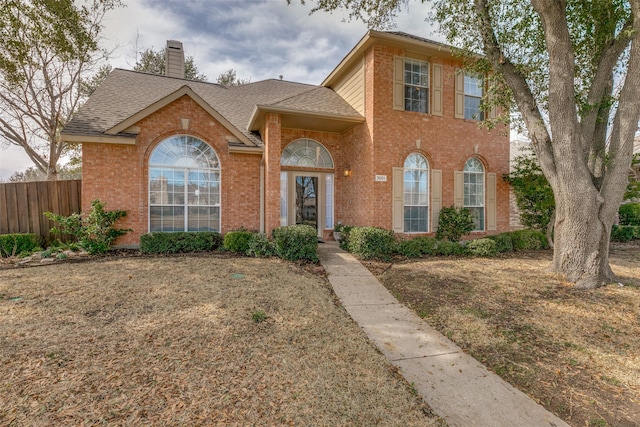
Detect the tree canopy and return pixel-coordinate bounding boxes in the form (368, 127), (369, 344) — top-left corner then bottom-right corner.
(216, 68), (251, 86)
(303, 0), (640, 288)
(0, 0), (121, 180)
(133, 48), (207, 82)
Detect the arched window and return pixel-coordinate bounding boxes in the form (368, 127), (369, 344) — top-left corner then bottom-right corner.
(404, 153), (429, 232)
(148, 135), (220, 232)
(464, 157), (484, 231)
(281, 138), (334, 168)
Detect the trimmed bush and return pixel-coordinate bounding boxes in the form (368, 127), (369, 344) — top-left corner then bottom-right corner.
(436, 206), (474, 242)
(246, 233), (276, 257)
(466, 238), (498, 257)
(397, 236), (438, 258)
(272, 224), (318, 261)
(347, 226), (396, 260)
(140, 231), (222, 254)
(0, 233), (42, 257)
(487, 233), (514, 253)
(435, 240), (466, 256)
(619, 203), (640, 226)
(507, 229), (549, 250)
(45, 199), (130, 255)
(223, 230), (254, 254)
(338, 225), (354, 251)
(611, 225), (640, 242)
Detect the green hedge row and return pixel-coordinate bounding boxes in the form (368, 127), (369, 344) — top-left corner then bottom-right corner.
(619, 203), (640, 226)
(611, 225), (640, 242)
(338, 226), (550, 260)
(0, 233), (43, 257)
(140, 225), (317, 261)
(140, 232), (223, 254)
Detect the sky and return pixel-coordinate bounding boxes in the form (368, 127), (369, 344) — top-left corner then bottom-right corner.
(0, 0), (440, 181)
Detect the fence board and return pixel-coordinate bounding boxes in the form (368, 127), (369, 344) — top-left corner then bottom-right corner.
(0, 179), (81, 244)
(0, 184), (7, 234)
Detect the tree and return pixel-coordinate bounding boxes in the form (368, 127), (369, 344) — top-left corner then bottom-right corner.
(505, 149), (555, 238)
(216, 69), (251, 86)
(0, 0), (121, 180)
(133, 48), (207, 82)
(305, 0), (640, 289)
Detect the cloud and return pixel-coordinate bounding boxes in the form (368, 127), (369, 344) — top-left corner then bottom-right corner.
(1, 0), (439, 179)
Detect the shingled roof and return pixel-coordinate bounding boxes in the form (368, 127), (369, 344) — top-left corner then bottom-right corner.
(62, 69), (363, 148)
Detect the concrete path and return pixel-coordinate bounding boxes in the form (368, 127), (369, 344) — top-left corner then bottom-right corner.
(317, 242), (570, 427)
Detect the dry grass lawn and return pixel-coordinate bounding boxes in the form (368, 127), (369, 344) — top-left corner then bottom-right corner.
(366, 242), (640, 427)
(0, 254), (443, 426)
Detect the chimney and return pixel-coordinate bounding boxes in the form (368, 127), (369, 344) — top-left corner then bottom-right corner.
(165, 40), (185, 78)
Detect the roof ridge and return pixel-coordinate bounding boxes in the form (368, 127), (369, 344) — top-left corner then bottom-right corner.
(264, 85), (324, 106)
(113, 68), (225, 87)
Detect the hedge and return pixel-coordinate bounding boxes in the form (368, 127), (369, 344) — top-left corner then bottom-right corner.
(272, 224), (318, 261)
(140, 232), (222, 254)
(0, 233), (42, 257)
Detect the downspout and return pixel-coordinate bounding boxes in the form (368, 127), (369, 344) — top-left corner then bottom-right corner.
(260, 153), (265, 233)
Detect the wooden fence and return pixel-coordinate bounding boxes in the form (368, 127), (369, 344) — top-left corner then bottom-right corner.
(0, 180), (81, 244)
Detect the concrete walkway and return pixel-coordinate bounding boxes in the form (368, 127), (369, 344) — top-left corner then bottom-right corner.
(317, 242), (570, 427)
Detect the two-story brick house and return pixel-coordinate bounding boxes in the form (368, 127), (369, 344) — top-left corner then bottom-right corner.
(62, 31), (510, 246)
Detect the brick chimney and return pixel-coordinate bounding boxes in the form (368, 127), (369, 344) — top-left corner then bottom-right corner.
(165, 40), (185, 78)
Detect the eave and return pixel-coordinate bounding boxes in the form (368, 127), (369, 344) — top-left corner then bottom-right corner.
(248, 105), (364, 134)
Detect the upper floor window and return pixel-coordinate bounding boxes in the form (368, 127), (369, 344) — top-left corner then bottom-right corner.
(404, 153), (429, 232)
(404, 58), (429, 113)
(464, 74), (484, 120)
(464, 157), (485, 231)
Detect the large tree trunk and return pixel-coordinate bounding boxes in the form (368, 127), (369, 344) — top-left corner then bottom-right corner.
(551, 185), (615, 289)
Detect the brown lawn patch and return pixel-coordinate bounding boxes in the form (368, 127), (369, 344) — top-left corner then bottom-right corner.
(0, 254), (443, 426)
(366, 242), (640, 427)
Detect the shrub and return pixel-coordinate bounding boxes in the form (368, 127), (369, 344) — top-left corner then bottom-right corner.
(466, 238), (498, 257)
(435, 240), (466, 256)
(140, 231), (222, 254)
(611, 225), (640, 242)
(397, 236), (438, 258)
(436, 206), (474, 242)
(246, 233), (276, 257)
(223, 230), (255, 254)
(0, 233), (42, 257)
(272, 224), (318, 261)
(507, 229), (549, 250)
(347, 226), (396, 260)
(338, 225), (354, 251)
(619, 203), (640, 226)
(45, 199), (130, 255)
(487, 233), (514, 253)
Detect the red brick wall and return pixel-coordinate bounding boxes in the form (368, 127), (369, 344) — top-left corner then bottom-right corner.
(341, 43), (511, 235)
(83, 40), (511, 246)
(82, 95), (261, 245)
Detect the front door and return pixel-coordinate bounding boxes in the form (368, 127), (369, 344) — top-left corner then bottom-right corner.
(295, 176), (318, 229)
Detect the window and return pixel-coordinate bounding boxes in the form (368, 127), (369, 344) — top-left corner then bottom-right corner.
(404, 58), (429, 113)
(404, 153), (429, 232)
(464, 158), (484, 231)
(281, 138), (334, 168)
(464, 74), (484, 120)
(149, 135), (220, 232)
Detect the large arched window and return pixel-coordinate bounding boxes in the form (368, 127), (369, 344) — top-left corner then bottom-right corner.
(404, 153), (429, 232)
(464, 157), (484, 231)
(281, 138), (334, 168)
(149, 135), (220, 232)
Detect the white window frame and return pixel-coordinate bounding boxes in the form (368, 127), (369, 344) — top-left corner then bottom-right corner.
(403, 153), (429, 233)
(404, 58), (430, 114)
(464, 74), (484, 121)
(148, 135), (221, 233)
(463, 158), (485, 231)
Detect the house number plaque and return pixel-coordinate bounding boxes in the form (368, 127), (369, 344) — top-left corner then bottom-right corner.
(375, 175), (387, 182)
